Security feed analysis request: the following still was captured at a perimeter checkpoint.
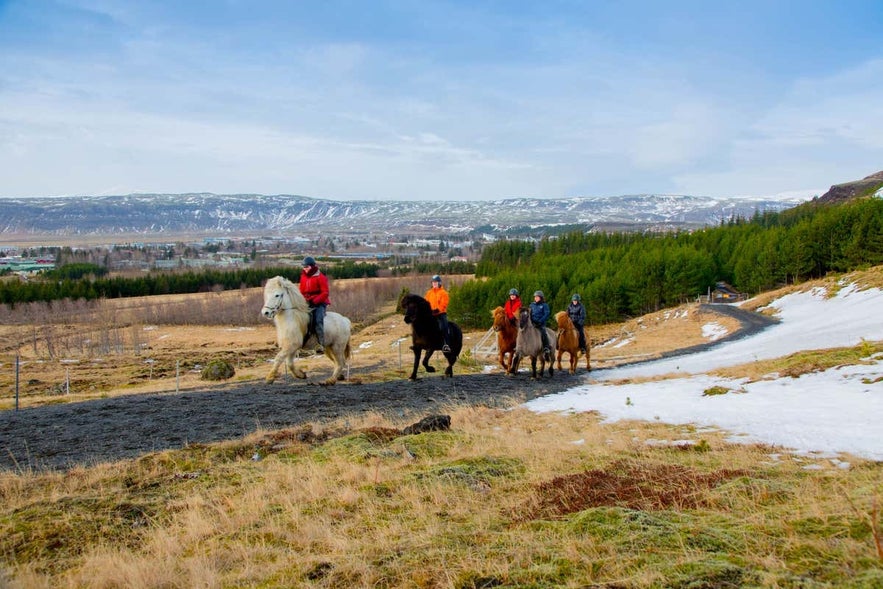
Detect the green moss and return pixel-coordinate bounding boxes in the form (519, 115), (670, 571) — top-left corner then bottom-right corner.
(415, 456), (525, 487)
(662, 557), (760, 588)
(702, 385), (731, 396)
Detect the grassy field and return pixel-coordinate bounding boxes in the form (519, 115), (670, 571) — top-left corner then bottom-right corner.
(0, 271), (881, 587)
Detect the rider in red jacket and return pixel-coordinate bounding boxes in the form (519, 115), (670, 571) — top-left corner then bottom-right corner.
(299, 256), (329, 348)
(503, 288), (521, 325)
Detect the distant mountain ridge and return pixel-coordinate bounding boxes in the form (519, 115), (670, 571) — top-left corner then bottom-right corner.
(0, 192), (810, 238)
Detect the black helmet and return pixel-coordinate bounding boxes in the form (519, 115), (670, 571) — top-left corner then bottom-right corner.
(533, 290), (544, 299)
(302, 256), (316, 267)
(571, 293), (581, 301)
(432, 274), (441, 283)
(509, 288), (519, 296)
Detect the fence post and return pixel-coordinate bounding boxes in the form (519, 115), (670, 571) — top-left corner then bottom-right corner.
(15, 355), (20, 412)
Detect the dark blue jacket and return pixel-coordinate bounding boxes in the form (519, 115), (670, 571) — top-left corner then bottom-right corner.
(567, 302), (586, 327)
(529, 300), (550, 326)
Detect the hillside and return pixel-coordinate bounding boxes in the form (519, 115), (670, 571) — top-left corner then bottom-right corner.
(0, 192), (806, 237)
(814, 170), (883, 204)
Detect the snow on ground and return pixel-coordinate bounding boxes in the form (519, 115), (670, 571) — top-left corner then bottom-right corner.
(524, 283), (883, 461)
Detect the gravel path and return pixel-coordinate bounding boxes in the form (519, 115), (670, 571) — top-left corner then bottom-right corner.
(0, 372), (586, 472)
(0, 304), (776, 472)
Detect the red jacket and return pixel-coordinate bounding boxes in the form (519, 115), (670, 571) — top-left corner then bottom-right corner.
(299, 266), (330, 306)
(504, 296), (521, 320)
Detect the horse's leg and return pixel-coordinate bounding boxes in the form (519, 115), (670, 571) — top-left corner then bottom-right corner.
(530, 356), (538, 379)
(585, 345), (591, 372)
(507, 352), (520, 375)
(422, 349), (437, 373)
(286, 351), (307, 379)
(556, 345), (564, 371)
(320, 345), (343, 386)
(265, 349), (287, 383)
(409, 347), (422, 380)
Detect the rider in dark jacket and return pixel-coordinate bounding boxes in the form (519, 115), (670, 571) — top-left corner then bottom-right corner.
(529, 290), (551, 356)
(567, 293), (587, 353)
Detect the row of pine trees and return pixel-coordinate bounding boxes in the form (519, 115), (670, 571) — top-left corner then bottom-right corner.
(448, 197), (883, 328)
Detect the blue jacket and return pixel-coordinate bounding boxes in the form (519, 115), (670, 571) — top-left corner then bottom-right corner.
(529, 300), (550, 326)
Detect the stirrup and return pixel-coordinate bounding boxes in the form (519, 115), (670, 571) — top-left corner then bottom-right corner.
(442, 344), (451, 353)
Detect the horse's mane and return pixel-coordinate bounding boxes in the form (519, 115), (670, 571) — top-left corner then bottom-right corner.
(492, 306), (506, 321)
(402, 293), (430, 310)
(270, 276), (309, 313)
(555, 310), (574, 329)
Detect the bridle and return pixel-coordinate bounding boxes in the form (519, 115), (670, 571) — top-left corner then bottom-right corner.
(261, 283), (293, 318)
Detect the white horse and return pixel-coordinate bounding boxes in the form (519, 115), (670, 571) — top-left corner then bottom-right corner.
(260, 276), (352, 386)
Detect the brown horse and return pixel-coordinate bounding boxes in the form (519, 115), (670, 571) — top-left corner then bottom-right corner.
(509, 308), (557, 379)
(555, 311), (590, 374)
(491, 306), (518, 372)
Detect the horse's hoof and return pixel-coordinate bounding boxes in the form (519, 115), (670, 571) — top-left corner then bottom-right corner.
(408, 376), (418, 381)
(425, 366), (437, 373)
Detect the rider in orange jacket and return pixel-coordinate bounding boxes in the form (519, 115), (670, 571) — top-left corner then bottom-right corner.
(425, 275), (451, 352)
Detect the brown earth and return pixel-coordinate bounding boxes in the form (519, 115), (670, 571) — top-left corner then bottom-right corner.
(0, 301), (773, 472)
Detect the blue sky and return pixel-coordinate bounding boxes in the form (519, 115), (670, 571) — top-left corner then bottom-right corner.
(1, 1), (881, 200)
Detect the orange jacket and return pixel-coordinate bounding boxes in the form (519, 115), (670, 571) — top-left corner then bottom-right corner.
(424, 285), (449, 314)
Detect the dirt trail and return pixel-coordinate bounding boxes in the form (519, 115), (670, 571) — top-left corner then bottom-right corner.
(0, 373), (584, 472)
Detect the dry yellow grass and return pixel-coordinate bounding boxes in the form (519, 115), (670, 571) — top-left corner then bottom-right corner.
(1, 405), (880, 588)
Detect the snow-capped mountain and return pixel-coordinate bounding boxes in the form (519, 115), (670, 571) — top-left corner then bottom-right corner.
(0, 192), (809, 237)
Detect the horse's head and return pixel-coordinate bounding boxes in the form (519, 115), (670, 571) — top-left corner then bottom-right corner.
(491, 306), (507, 331)
(401, 294), (425, 324)
(517, 307), (531, 330)
(555, 310), (572, 330)
(261, 276), (307, 319)
(261, 276), (286, 319)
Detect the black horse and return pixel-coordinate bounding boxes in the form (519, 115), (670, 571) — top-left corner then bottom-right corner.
(400, 293), (463, 380)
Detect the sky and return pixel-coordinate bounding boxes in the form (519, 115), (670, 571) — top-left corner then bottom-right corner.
(1, 1), (882, 201)
(523, 282), (883, 463)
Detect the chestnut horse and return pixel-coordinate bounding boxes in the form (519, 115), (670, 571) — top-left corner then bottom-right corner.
(491, 306), (518, 372)
(555, 311), (590, 374)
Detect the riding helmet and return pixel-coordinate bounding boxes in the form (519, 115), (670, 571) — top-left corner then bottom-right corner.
(432, 274), (442, 283)
(571, 293), (581, 301)
(302, 256), (316, 267)
(509, 288), (519, 296)
(533, 290), (544, 299)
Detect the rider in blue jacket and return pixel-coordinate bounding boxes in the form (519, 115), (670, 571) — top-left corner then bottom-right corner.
(529, 290), (552, 357)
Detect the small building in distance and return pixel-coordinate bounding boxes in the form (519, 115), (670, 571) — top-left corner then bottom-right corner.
(699, 281), (748, 304)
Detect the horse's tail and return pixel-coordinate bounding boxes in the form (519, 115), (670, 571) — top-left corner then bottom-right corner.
(344, 339), (352, 360)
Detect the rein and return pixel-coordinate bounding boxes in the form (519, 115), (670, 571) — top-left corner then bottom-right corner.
(262, 283), (295, 316)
